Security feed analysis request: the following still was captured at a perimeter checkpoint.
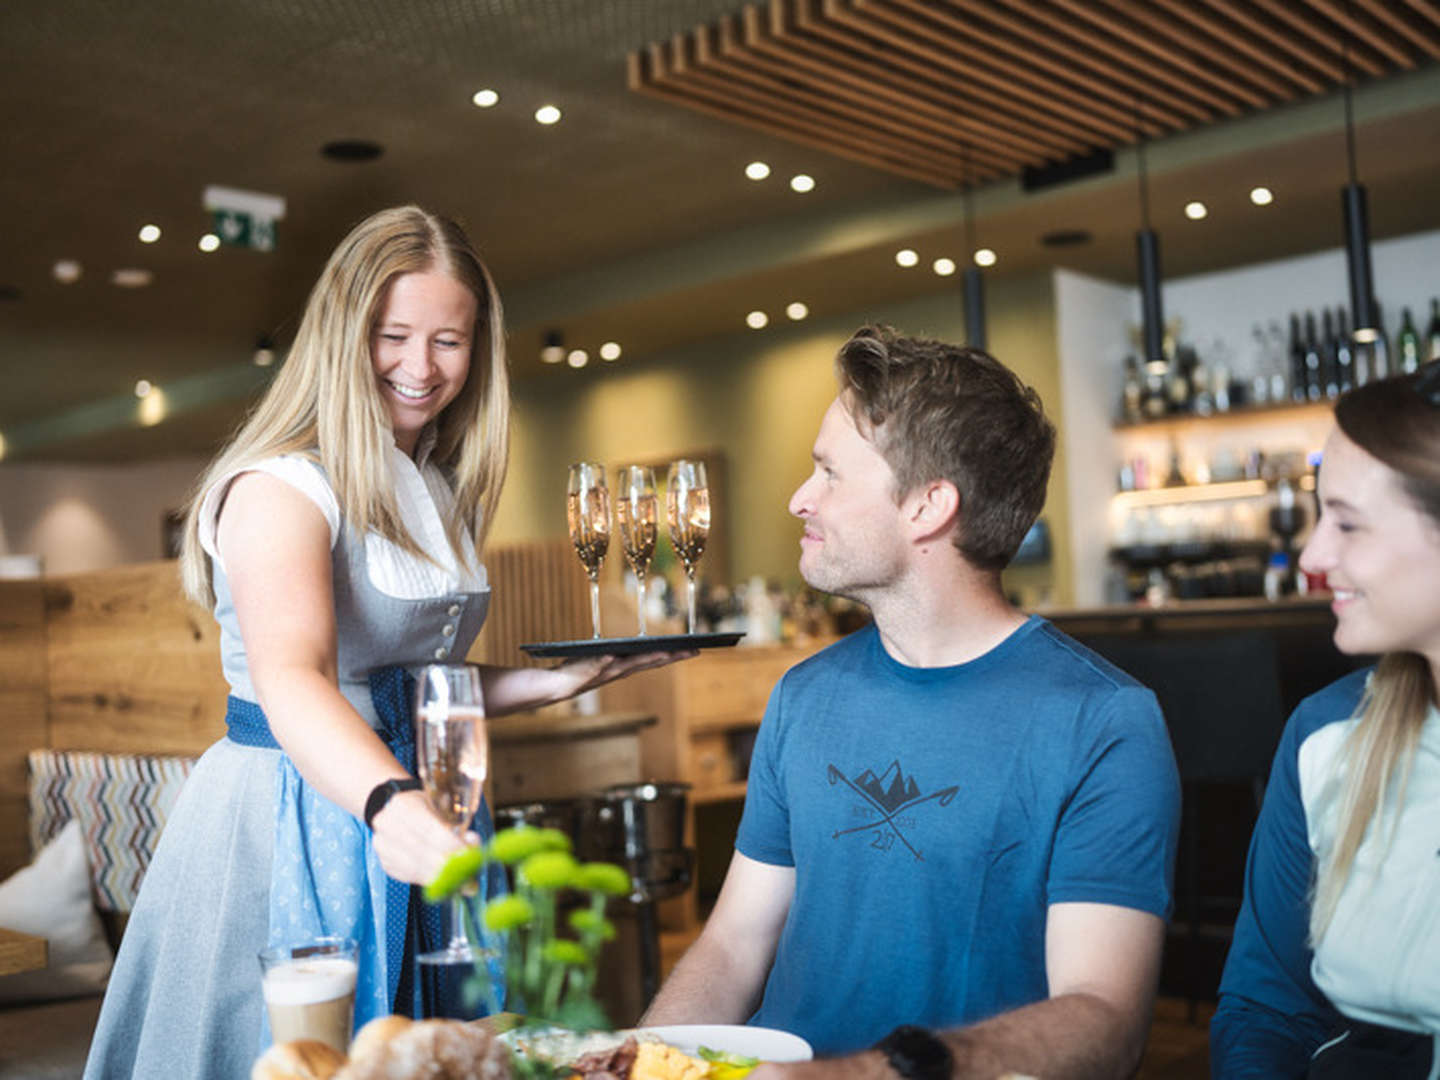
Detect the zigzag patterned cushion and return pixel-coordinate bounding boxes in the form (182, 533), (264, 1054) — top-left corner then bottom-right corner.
(28, 750), (197, 913)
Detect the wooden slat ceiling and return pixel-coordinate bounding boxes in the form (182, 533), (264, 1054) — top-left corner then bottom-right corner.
(629, 0), (1440, 189)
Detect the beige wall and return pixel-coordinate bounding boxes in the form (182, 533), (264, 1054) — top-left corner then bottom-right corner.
(490, 272), (1072, 605)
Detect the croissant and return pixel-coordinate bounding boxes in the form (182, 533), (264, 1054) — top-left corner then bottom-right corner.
(250, 1039), (347, 1080)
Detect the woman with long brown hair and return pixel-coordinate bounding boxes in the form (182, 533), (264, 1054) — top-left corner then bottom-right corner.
(1213, 364), (1440, 1078)
(85, 207), (671, 1079)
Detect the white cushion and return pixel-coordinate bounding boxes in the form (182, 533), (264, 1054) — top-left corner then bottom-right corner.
(0, 819), (113, 1003)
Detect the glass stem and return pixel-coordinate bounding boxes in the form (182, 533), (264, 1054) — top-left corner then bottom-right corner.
(589, 577), (601, 638)
(686, 571), (697, 634)
(636, 575), (647, 636)
(450, 894), (468, 952)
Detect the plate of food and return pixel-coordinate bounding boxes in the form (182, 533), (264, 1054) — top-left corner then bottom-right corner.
(520, 632), (744, 659)
(511, 1023), (812, 1080)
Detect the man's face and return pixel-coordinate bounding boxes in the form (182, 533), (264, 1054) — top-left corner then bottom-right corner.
(787, 396), (910, 599)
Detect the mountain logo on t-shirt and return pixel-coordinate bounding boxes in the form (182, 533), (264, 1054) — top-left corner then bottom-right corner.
(826, 759), (959, 860)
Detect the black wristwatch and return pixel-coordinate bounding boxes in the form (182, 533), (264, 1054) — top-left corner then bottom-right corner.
(873, 1025), (953, 1080)
(363, 777), (423, 828)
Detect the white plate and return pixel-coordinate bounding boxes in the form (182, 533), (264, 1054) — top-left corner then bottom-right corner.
(635, 1024), (813, 1063)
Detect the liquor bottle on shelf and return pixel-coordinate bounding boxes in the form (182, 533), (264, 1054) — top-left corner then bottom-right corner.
(1303, 311), (1323, 401)
(1320, 308), (1340, 399)
(1142, 359), (1168, 419)
(1427, 298), (1440, 363)
(1288, 314), (1308, 403)
(1249, 323), (1271, 406)
(1267, 320), (1289, 402)
(1397, 307), (1422, 375)
(1335, 308), (1355, 394)
(1120, 355), (1143, 423)
(1166, 346), (1193, 414)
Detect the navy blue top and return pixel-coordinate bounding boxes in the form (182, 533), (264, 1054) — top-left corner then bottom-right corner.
(1210, 668), (1372, 1078)
(737, 618), (1180, 1055)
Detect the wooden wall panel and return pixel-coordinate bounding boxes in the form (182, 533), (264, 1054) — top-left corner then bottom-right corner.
(43, 561), (226, 756)
(0, 580), (50, 877)
(471, 539), (591, 668)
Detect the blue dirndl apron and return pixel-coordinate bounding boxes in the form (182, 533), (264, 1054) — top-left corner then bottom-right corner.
(226, 666), (506, 1043)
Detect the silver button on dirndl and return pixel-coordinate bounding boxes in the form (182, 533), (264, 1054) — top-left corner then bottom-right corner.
(434, 646), (449, 660)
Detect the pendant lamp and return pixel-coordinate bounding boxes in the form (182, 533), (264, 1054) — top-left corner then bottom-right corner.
(1340, 29), (1378, 341)
(1134, 103), (1165, 368)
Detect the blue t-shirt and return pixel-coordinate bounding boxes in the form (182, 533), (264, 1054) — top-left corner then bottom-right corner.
(737, 617), (1180, 1055)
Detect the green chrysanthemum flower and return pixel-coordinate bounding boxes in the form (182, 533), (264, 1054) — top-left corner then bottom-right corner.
(482, 894), (536, 932)
(574, 862), (632, 897)
(424, 845), (487, 903)
(542, 939), (590, 967)
(568, 909), (617, 941)
(488, 826), (572, 865)
(518, 850), (579, 889)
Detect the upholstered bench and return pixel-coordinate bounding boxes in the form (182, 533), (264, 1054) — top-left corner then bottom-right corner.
(0, 750), (195, 1078)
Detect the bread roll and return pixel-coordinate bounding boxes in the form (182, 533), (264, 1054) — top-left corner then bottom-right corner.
(336, 1018), (510, 1080)
(251, 1039), (347, 1080)
(347, 1015), (413, 1065)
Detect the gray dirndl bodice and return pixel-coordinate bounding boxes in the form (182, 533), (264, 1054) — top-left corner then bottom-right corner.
(84, 512), (491, 1080)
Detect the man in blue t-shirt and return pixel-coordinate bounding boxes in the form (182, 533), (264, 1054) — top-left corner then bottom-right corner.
(643, 326), (1179, 1080)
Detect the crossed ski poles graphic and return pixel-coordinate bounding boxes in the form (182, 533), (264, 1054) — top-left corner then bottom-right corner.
(827, 764), (959, 861)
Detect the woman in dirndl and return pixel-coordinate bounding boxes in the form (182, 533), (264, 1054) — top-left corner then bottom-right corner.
(84, 206), (670, 1079)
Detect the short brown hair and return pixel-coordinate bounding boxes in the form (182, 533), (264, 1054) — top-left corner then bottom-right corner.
(836, 325), (1055, 570)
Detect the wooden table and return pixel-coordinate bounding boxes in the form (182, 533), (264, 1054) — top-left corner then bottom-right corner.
(0, 928), (47, 976)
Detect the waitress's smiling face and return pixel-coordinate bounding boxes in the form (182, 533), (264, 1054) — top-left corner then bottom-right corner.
(371, 269), (478, 457)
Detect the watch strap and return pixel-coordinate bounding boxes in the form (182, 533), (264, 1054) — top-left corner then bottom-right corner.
(874, 1025), (953, 1080)
(363, 777), (423, 829)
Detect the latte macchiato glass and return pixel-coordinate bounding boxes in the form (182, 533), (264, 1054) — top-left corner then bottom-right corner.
(258, 937), (358, 1053)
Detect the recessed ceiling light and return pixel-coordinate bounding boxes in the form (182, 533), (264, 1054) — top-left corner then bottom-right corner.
(472, 89), (499, 108)
(786, 301), (809, 321)
(567, 349), (589, 368)
(0, 432), (7, 461)
(111, 268), (154, 288)
(895, 249), (919, 268)
(198, 234), (220, 253)
(138, 224), (161, 244)
(541, 331), (565, 364)
(790, 174), (815, 193)
(973, 248), (997, 268)
(746, 310), (769, 329)
(1250, 186), (1274, 206)
(745, 161), (770, 181)
(134, 379), (153, 398)
(932, 257), (957, 277)
(599, 341), (622, 361)
(535, 105), (562, 125)
(137, 387), (167, 427)
(321, 139), (384, 162)
(1184, 201), (1208, 220)
(52, 260), (83, 283)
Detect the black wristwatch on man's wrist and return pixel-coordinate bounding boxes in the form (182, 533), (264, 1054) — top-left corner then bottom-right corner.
(363, 777), (422, 828)
(873, 1025), (953, 1080)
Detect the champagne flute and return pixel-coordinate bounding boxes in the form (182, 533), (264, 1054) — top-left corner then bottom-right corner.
(567, 462), (611, 638)
(616, 465), (658, 636)
(666, 459), (710, 634)
(414, 663), (489, 967)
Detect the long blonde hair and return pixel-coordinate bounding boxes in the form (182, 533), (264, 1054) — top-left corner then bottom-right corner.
(1310, 369), (1440, 939)
(179, 206), (510, 608)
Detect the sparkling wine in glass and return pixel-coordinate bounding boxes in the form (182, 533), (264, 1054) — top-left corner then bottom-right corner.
(616, 465), (658, 636)
(414, 663), (489, 967)
(567, 462), (611, 638)
(666, 459), (710, 634)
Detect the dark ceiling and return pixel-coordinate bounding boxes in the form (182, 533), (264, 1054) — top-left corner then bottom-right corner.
(2, 0), (1438, 463)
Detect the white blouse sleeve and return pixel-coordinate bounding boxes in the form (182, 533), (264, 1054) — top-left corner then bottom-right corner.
(197, 455), (342, 573)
